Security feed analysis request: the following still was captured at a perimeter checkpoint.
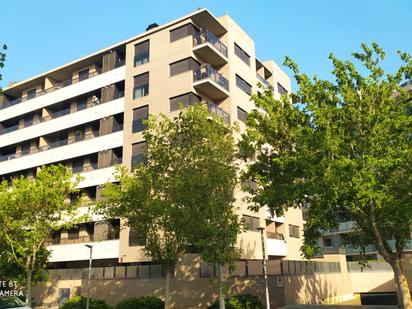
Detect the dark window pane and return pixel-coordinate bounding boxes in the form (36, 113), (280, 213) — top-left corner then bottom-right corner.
(132, 105), (149, 133)
(27, 89), (36, 100)
(236, 75), (252, 95)
(133, 73), (149, 99)
(170, 92), (201, 111)
(134, 40), (150, 66)
(277, 82), (288, 95)
(72, 158), (83, 173)
(289, 224), (300, 238)
(77, 97), (87, 111)
(24, 114), (33, 127)
(237, 106), (248, 122)
(78, 68), (89, 81)
(242, 215), (260, 231)
(170, 23), (196, 42)
(131, 141), (147, 167)
(67, 227), (79, 240)
(170, 58), (199, 76)
(129, 229), (145, 246)
(234, 43), (250, 66)
(21, 142), (31, 155)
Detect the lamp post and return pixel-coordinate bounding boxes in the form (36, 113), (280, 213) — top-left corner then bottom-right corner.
(257, 227), (270, 309)
(85, 244), (93, 309)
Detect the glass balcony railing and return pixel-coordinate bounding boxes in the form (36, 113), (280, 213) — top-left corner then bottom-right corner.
(2, 123), (20, 134)
(193, 30), (228, 58)
(194, 65), (229, 90)
(207, 101), (230, 125)
(0, 61), (125, 110)
(267, 231), (285, 240)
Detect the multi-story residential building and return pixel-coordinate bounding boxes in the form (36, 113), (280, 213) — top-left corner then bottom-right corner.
(0, 8), (304, 278)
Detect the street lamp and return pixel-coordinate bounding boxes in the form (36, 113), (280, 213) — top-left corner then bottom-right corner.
(256, 227), (270, 309)
(85, 244), (93, 309)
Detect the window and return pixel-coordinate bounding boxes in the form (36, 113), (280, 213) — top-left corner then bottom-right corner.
(58, 288), (70, 305)
(24, 114), (33, 127)
(169, 92), (201, 111)
(134, 40), (150, 66)
(72, 158), (83, 173)
(237, 106), (248, 122)
(21, 142), (31, 155)
(200, 260), (217, 278)
(289, 224), (300, 238)
(129, 228), (145, 246)
(131, 141), (147, 167)
(133, 72), (149, 99)
(170, 23), (197, 42)
(132, 105), (149, 133)
(277, 82), (288, 95)
(77, 97), (87, 111)
(78, 68), (89, 81)
(242, 215), (260, 231)
(234, 43), (250, 66)
(236, 74), (252, 95)
(27, 88), (36, 100)
(323, 236), (333, 248)
(169, 57), (199, 76)
(67, 227), (79, 240)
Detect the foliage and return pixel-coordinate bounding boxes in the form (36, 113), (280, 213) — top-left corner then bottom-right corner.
(115, 296), (165, 309)
(0, 165), (81, 305)
(99, 104), (242, 308)
(240, 43), (412, 307)
(208, 294), (263, 309)
(59, 296), (112, 309)
(0, 43), (6, 94)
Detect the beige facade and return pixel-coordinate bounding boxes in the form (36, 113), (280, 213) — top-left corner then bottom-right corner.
(0, 8), (305, 304)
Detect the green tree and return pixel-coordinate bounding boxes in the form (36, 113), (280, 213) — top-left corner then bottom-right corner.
(0, 165), (80, 306)
(0, 43), (7, 95)
(240, 43), (412, 308)
(99, 104), (241, 309)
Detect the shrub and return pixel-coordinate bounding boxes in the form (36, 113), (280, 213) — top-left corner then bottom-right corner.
(116, 296), (165, 309)
(208, 294), (263, 309)
(59, 296), (112, 309)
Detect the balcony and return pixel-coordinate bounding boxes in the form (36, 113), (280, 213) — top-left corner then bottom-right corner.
(0, 66), (125, 123)
(207, 101), (230, 125)
(48, 239), (119, 262)
(193, 65), (229, 100)
(0, 131), (123, 175)
(0, 96), (124, 148)
(193, 30), (228, 66)
(1, 61), (125, 111)
(267, 232), (287, 256)
(256, 74), (274, 91)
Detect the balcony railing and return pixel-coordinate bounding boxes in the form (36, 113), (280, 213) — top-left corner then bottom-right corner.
(0, 92), (124, 136)
(207, 101), (230, 125)
(47, 233), (119, 246)
(73, 157), (123, 174)
(0, 61), (125, 110)
(256, 74), (273, 91)
(194, 65), (229, 90)
(193, 30), (228, 58)
(267, 231), (285, 240)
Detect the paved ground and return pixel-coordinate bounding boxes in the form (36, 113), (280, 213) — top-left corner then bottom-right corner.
(279, 304), (399, 309)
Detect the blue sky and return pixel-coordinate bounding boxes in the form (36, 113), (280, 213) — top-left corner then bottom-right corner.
(1, 0), (411, 90)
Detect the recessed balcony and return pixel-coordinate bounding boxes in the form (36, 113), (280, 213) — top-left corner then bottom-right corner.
(193, 30), (228, 66)
(193, 65), (229, 100)
(267, 232), (287, 256)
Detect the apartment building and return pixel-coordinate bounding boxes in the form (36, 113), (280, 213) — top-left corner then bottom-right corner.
(0, 9), (304, 275)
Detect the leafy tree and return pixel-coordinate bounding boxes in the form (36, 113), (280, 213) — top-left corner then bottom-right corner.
(99, 104), (241, 309)
(0, 43), (7, 95)
(0, 165), (81, 306)
(240, 43), (412, 308)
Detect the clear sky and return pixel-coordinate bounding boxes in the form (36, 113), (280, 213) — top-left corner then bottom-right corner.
(1, 0), (411, 90)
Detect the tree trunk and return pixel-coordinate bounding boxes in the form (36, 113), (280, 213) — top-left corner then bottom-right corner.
(390, 258), (412, 309)
(218, 264), (225, 309)
(25, 270), (32, 307)
(165, 271), (171, 309)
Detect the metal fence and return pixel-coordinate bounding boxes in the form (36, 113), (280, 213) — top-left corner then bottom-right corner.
(281, 260), (341, 275)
